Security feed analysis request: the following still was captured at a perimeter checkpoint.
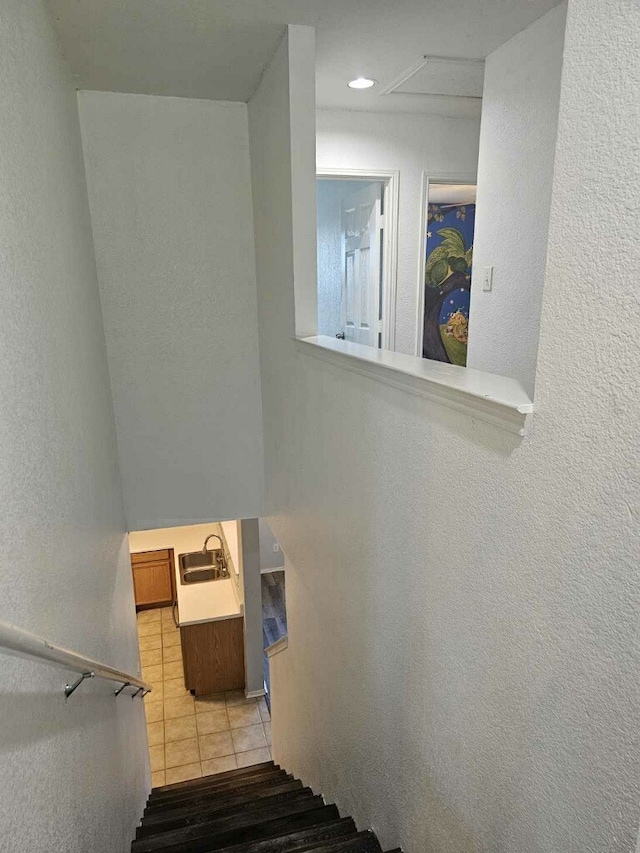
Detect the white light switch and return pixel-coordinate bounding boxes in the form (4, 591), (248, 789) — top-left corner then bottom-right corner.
(482, 266), (494, 292)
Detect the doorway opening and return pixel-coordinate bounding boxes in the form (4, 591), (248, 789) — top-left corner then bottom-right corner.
(129, 521), (271, 786)
(417, 177), (477, 365)
(316, 169), (398, 350)
(261, 570), (286, 710)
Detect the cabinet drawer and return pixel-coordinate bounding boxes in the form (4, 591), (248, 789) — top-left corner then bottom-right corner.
(131, 549), (170, 565)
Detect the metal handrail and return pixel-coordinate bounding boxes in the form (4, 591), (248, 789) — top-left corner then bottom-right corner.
(0, 618), (151, 699)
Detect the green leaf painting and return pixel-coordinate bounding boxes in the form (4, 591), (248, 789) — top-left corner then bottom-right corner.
(423, 203), (475, 367)
(425, 226), (473, 288)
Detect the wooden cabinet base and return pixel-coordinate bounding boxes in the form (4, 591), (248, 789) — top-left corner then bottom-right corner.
(181, 617), (245, 696)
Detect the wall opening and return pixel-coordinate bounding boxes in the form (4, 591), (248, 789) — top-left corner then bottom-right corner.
(418, 178), (477, 364)
(317, 170), (399, 351)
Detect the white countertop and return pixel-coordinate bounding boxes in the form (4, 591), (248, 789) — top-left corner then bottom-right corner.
(129, 522), (242, 627)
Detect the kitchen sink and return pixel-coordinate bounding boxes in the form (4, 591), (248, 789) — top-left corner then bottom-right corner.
(179, 549), (228, 585)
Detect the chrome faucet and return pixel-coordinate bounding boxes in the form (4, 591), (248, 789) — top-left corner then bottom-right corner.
(203, 533), (223, 553)
(202, 533), (227, 573)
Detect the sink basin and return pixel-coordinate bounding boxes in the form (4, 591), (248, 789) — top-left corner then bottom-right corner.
(179, 549), (228, 585)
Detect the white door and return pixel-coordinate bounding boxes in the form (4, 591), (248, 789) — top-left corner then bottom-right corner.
(340, 183), (383, 347)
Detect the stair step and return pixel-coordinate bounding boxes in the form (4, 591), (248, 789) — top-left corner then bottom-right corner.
(294, 831), (382, 853)
(138, 783), (308, 837)
(180, 818), (358, 853)
(132, 804), (340, 853)
(136, 750), (395, 853)
(190, 830), (380, 853)
(132, 794), (328, 852)
(150, 763), (278, 800)
(145, 772), (292, 813)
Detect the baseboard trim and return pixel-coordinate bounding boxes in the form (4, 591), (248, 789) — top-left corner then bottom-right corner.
(245, 688), (266, 699)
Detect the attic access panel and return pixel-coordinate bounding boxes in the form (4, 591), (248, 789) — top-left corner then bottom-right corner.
(382, 55), (485, 99)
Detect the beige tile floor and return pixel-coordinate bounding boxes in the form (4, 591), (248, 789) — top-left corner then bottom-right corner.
(138, 606), (271, 787)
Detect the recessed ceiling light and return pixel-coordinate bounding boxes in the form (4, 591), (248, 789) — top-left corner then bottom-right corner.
(347, 77), (377, 90)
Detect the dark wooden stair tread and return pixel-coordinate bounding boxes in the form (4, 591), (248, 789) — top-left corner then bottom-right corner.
(132, 795), (328, 852)
(133, 761), (400, 853)
(152, 762), (276, 793)
(150, 764), (279, 800)
(305, 833), (381, 853)
(264, 831), (382, 853)
(145, 772), (292, 813)
(138, 783), (309, 836)
(133, 804), (341, 853)
(168, 819), (359, 853)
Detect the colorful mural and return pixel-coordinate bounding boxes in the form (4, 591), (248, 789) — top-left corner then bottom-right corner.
(422, 203), (475, 366)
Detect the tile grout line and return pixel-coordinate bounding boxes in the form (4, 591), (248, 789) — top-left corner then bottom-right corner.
(139, 607), (272, 785)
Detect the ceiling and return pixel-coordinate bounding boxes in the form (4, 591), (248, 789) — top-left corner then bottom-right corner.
(47, 0), (564, 116)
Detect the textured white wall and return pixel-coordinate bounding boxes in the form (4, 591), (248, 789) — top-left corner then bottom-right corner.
(254, 8), (640, 853)
(316, 110), (480, 355)
(79, 92), (264, 531)
(467, 4), (567, 395)
(259, 518), (284, 573)
(248, 25), (316, 514)
(0, 2), (148, 850)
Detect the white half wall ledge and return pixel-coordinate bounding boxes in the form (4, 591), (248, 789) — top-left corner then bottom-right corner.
(265, 636), (289, 658)
(296, 335), (534, 436)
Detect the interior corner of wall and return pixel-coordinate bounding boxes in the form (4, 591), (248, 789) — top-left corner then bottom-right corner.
(287, 24), (318, 341)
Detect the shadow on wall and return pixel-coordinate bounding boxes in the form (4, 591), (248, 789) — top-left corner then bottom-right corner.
(0, 675), (132, 750)
(302, 353), (523, 458)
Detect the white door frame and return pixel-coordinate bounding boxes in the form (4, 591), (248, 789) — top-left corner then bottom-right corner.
(317, 168), (399, 351)
(415, 171), (477, 357)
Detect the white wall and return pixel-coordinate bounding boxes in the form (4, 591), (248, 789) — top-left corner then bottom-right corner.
(316, 110), (480, 355)
(79, 92), (264, 531)
(253, 9), (640, 853)
(259, 518), (284, 573)
(467, 4), (567, 395)
(0, 2), (148, 850)
(248, 25), (317, 514)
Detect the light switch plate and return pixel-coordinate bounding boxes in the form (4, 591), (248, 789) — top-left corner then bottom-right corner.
(483, 266), (494, 292)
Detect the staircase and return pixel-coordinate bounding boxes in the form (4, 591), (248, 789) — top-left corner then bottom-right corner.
(132, 761), (400, 853)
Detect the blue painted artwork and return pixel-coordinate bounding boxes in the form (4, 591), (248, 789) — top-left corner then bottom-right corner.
(422, 204), (475, 366)
(439, 287), (471, 327)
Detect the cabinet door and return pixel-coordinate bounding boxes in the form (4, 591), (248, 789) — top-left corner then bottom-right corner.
(181, 618), (245, 696)
(131, 550), (174, 607)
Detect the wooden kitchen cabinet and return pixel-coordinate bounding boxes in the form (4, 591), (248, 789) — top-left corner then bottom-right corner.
(131, 549), (175, 610)
(181, 617), (245, 696)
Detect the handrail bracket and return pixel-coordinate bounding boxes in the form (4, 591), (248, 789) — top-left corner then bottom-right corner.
(64, 671), (95, 699)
